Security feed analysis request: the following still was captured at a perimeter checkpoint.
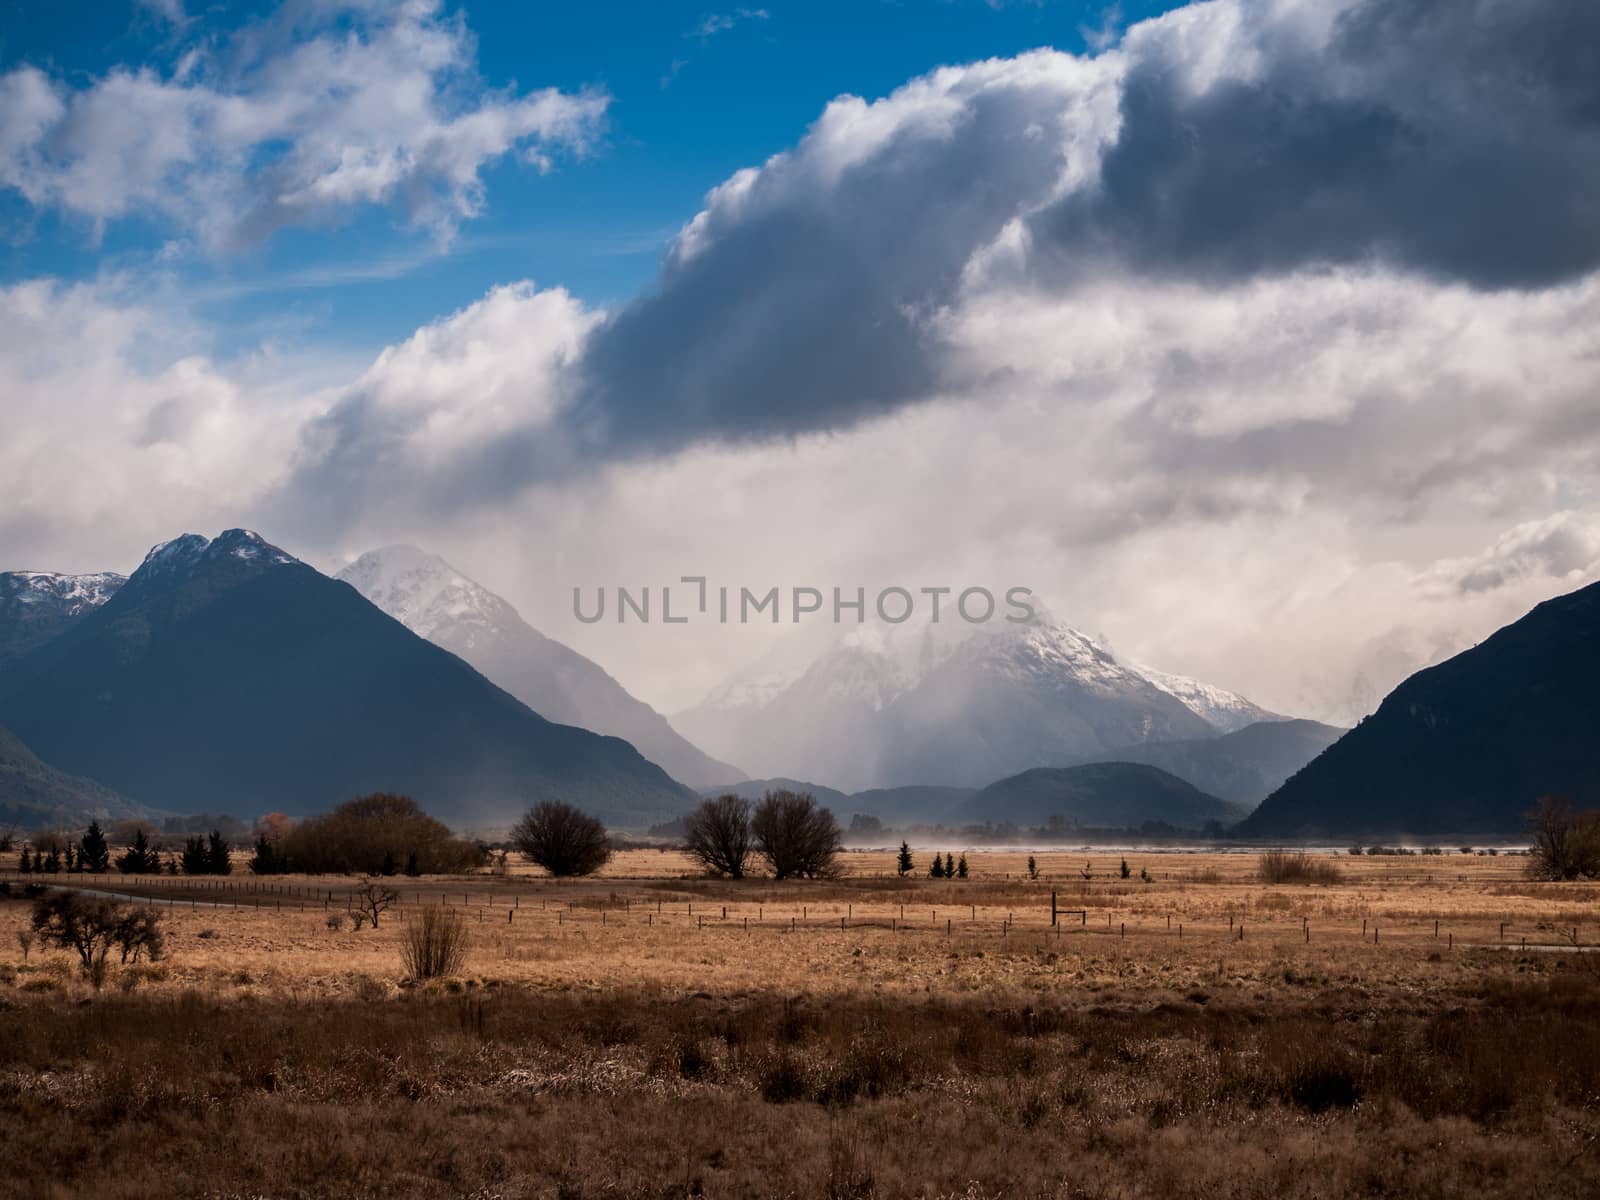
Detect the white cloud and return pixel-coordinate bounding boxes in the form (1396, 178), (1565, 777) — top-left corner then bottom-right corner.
(0, 279), (337, 573)
(5, 0), (1600, 733)
(0, 0), (607, 249)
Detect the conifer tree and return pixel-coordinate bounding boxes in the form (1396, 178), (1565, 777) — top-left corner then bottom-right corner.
(928, 853), (944, 879)
(897, 841), (913, 877)
(207, 830), (232, 875)
(957, 854), (968, 879)
(181, 836), (211, 875)
(116, 829), (160, 875)
(79, 822), (110, 874)
(18, 848), (32, 874)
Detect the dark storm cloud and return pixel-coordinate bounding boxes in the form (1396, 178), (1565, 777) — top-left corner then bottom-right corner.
(570, 65), (1082, 452)
(1030, 0), (1600, 290)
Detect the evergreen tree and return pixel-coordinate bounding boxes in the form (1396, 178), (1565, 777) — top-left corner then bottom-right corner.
(943, 852), (956, 878)
(116, 829), (160, 875)
(897, 840), (914, 877)
(18, 848), (32, 874)
(249, 835), (275, 875)
(181, 836), (211, 875)
(1120, 858), (1131, 880)
(44, 847), (61, 873)
(1027, 854), (1038, 880)
(929, 853), (945, 879)
(404, 851), (420, 877)
(79, 822), (110, 874)
(957, 854), (968, 879)
(380, 850), (398, 877)
(207, 830), (232, 875)
(166, 857), (178, 876)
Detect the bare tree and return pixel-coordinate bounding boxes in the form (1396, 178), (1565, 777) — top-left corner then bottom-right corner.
(1528, 795), (1600, 880)
(511, 802), (611, 877)
(684, 794), (753, 878)
(349, 878), (399, 929)
(752, 790), (842, 880)
(30, 893), (127, 988)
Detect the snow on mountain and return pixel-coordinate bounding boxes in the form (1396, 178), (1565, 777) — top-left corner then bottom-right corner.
(0, 568), (127, 667)
(338, 546), (742, 788)
(3, 570), (125, 612)
(675, 616), (1281, 791)
(336, 543), (518, 644)
(1133, 663), (1280, 733)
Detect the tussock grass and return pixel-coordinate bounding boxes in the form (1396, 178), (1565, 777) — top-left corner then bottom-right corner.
(399, 904), (468, 980)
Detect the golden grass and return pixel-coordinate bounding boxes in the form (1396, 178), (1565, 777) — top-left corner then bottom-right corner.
(2, 848), (1598, 1198)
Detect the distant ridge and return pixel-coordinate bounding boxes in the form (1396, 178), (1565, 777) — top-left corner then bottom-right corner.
(1241, 580), (1600, 836)
(963, 762), (1244, 831)
(0, 725), (146, 831)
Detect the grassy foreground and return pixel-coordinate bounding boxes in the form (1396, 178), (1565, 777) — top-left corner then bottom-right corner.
(1, 849), (1597, 1199)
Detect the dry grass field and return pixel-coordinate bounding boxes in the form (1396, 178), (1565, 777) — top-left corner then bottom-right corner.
(2, 848), (1597, 1199)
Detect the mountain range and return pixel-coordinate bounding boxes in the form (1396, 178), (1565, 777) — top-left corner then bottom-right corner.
(675, 620), (1280, 792)
(0, 530), (694, 830)
(1242, 580), (1600, 836)
(337, 546), (741, 788)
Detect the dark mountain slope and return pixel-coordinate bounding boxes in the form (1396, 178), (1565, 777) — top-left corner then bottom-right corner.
(0, 725), (146, 831)
(1240, 581), (1600, 836)
(0, 531), (694, 830)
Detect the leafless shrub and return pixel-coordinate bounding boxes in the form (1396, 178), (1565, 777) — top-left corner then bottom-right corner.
(1258, 850), (1344, 885)
(15, 930), (33, 961)
(684, 794), (754, 878)
(400, 905), (468, 981)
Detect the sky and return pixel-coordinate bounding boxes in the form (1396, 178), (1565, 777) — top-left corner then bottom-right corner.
(2, 0), (1599, 723)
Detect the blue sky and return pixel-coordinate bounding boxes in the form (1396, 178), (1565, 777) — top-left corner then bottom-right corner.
(1, 0), (1181, 354)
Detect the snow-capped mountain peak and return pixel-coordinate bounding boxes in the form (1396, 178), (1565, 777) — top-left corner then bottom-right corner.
(1133, 663), (1279, 733)
(136, 530), (296, 577)
(337, 545), (518, 644)
(675, 613), (1285, 790)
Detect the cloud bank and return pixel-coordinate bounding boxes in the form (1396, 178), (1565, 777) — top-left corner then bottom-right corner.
(3, 0), (1599, 720)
